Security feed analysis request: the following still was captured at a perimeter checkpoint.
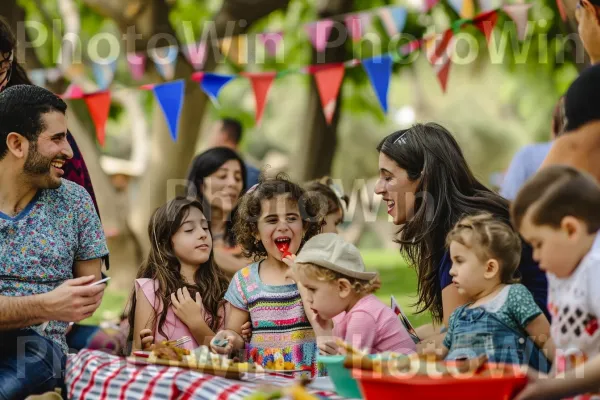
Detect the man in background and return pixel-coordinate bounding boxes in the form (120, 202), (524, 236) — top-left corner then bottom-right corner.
(501, 98), (564, 200)
(210, 118), (260, 187)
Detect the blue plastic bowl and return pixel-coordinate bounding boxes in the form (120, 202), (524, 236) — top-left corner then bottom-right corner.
(318, 355), (367, 399)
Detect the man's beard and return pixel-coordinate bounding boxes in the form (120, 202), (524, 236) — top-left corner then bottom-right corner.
(23, 141), (62, 188)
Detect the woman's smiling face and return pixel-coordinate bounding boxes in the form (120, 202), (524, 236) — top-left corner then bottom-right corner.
(374, 152), (420, 225)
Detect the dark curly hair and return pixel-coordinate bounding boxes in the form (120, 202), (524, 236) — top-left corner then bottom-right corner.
(234, 173), (325, 261)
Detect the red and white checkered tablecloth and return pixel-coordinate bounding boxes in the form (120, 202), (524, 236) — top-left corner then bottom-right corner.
(66, 350), (349, 400)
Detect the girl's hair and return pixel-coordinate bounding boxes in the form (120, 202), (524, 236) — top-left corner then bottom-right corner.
(234, 173), (324, 260)
(186, 147), (247, 247)
(0, 18), (33, 88)
(377, 123), (510, 322)
(446, 213), (521, 284)
(304, 176), (349, 219)
(293, 263), (381, 294)
(127, 197), (229, 345)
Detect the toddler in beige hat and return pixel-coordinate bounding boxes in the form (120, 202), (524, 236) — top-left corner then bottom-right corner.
(286, 233), (416, 355)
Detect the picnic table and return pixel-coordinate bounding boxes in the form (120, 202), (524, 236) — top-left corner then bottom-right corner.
(66, 350), (353, 399)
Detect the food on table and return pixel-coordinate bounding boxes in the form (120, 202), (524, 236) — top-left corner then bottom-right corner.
(244, 378), (318, 400)
(337, 338), (491, 377)
(150, 340), (191, 362)
(265, 353), (297, 371)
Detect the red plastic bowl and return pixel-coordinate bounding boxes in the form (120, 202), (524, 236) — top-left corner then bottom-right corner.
(352, 362), (527, 400)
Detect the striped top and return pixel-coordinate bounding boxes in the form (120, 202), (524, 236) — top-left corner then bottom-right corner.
(224, 262), (318, 374)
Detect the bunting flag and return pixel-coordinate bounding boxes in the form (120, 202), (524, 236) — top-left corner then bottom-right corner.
(244, 72), (276, 125)
(423, 0), (441, 11)
(503, 4), (532, 40)
(258, 32), (283, 57)
(305, 20), (335, 53)
(362, 54), (393, 113)
(379, 7), (407, 38)
(127, 52), (146, 80)
(199, 73), (235, 105)
(425, 30), (455, 93)
(182, 41), (207, 70)
(61, 83), (85, 100)
(345, 14), (366, 42)
(191, 71), (204, 83)
(83, 91), (111, 147)
(449, 0), (476, 19)
(29, 69), (47, 87)
(473, 10), (499, 42)
(152, 80), (185, 142)
(219, 35), (247, 65)
(311, 63), (345, 124)
(478, 0), (498, 12)
(92, 62), (117, 90)
(556, 0), (567, 21)
(149, 45), (179, 80)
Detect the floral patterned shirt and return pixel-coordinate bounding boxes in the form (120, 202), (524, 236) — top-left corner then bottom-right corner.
(0, 179), (108, 353)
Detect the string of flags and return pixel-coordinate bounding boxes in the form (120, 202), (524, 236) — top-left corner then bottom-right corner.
(34, 1), (532, 146)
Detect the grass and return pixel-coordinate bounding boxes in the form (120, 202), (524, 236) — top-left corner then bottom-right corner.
(83, 249), (431, 328)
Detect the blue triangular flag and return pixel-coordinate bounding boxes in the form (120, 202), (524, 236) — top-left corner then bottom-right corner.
(362, 54), (393, 113)
(379, 6), (407, 37)
(448, 0), (464, 16)
(199, 73), (235, 106)
(29, 69), (46, 87)
(152, 80), (185, 142)
(150, 45), (179, 80)
(390, 7), (407, 34)
(92, 62), (117, 90)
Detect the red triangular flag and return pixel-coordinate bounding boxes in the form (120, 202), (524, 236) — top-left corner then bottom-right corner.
(191, 71), (204, 83)
(425, 30), (455, 93)
(312, 64), (345, 124)
(83, 91), (111, 147)
(244, 72), (276, 125)
(556, 0), (567, 21)
(474, 11), (499, 43)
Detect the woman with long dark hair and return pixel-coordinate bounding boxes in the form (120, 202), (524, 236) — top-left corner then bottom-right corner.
(187, 147), (250, 278)
(374, 123), (548, 338)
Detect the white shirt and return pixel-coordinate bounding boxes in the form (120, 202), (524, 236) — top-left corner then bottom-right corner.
(547, 232), (600, 398)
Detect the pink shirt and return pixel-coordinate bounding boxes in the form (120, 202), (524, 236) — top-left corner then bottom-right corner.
(332, 294), (416, 354)
(136, 278), (227, 350)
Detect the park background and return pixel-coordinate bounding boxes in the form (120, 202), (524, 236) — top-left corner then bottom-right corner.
(1, 0), (587, 328)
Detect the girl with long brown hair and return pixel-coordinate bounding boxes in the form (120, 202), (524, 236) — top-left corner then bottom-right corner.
(127, 197), (232, 351)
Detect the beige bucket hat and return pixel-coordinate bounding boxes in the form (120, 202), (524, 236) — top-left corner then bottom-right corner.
(295, 233), (377, 281)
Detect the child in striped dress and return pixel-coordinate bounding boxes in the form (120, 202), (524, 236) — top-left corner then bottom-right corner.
(210, 176), (325, 375)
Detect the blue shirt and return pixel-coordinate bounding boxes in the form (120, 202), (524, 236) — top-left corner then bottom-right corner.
(501, 142), (553, 200)
(439, 243), (550, 321)
(0, 180), (109, 352)
(246, 163), (260, 188)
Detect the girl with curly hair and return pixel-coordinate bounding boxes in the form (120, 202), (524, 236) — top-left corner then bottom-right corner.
(210, 175), (325, 375)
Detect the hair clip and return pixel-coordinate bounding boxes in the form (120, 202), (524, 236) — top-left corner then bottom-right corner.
(247, 183), (259, 194)
(392, 131), (409, 146)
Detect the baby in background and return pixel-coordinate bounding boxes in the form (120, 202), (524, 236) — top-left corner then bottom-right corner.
(287, 233), (416, 355)
(512, 166), (600, 400)
(431, 213), (553, 372)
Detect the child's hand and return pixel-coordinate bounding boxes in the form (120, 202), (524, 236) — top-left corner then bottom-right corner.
(311, 311), (334, 336)
(140, 328), (154, 350)
(171, 287), (205, 329)
(281, 254), (296, 271)
(210, 330), (240, 355)
(514, 369), (551, 400)
(241, 321), (252, 342)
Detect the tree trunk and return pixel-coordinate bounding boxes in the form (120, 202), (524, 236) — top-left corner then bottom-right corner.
(293, 0), (353, 183)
